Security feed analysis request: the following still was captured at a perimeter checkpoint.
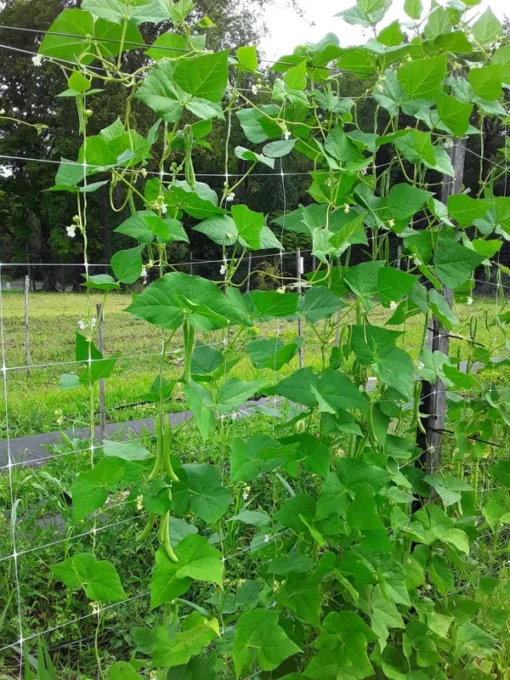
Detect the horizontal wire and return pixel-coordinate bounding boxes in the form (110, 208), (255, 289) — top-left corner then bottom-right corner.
(0, 517), (292, 653)
(1, 249), (311, 269)
(0, 153), (394, 179)
(0, 392), (276, 472)
(0, 152), (360, 178)
(0, 23), (346, 73)
(0, 591), (150, 655)
(0, 513), (147, 565)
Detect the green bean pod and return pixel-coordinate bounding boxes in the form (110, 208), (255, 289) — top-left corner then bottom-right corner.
(136, 512), (155, 542)
(159, 510), (178, 562)
(148, 413), (164, 481)
(162, 414), (179, 482)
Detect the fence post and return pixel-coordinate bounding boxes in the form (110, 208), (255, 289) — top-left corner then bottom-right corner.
(296, 249), (304, 369)
(96, 302), (106, 442)
(417, 139), (466, 477)
(24, 275), (31, 373)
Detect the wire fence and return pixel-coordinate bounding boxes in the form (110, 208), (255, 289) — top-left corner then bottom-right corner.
(0, 21), (509, 680)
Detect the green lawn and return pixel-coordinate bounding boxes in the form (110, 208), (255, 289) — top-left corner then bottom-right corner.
(1, 290), (507, 438)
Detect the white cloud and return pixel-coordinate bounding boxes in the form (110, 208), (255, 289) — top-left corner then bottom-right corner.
(260, 0), (508, 61)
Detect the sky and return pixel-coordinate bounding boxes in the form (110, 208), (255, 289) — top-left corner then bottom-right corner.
(259, 0), (508, 61)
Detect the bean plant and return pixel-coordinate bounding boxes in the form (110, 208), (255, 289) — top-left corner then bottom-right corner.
(16, 0), (510, 676)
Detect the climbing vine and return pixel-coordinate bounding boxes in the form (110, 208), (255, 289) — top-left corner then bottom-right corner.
(16, 0), (510, 676)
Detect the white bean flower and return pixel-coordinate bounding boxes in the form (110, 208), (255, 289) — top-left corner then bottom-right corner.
(417, 361), (425, 370)
(66, 226), (76, 238)
(283, 130), (291, 140)
(344, 203), (350, 214)
(140, 267), (148, 282)
(226, 192), (235, 202)
(388, 219), (395, 228)
(32, 55), (43, 67)
(413, 257), (422, 267)
(389, 301), (398, 311)
(251, 84), (258, 96)
(77, 319), (87, 331)
(467, 297), (474, 306)
(220, 264), (227, 276)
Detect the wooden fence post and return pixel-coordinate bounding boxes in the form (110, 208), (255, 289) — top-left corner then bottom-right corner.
(96, 302), (106, 442)
(417, 140), (466, 476)
(24, 275), (31, 373)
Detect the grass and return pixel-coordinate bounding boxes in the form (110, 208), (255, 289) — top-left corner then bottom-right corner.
(0, 291), (508, 676)
(1, 290), (508, 438)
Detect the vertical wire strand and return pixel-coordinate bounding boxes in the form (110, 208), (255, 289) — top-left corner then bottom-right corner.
(0, 265), (24, 677)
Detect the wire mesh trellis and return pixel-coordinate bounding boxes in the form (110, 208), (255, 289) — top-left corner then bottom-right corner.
(0, 20), (509, 680)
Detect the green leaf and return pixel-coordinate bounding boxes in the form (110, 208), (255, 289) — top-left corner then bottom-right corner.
(448, 194), (491, 228)
(424, 6), (451, 40)
(398, 55), (447, 100)
(231, 204), (264, 250)
(428, 289), (459, 330)
(146, 32), (189, 60)
(135, 61), (183, 122)
(115, 210), (159, 244)
(52, 552), (126, 602)
(82, 0), (170, 24)
(70, 458), (124, 522)
(345, 260), (385, 298)
(492, 45), (510, 85)
(377, 267), (417, 305)
(237, 45), (258, 72)
(109, 661), (140, 679)
(152, 614), (219, 668)
(191, 341), (224, 375)
(246, 337), (302, 371)
(376, 347), (415, 399)
(468, 65), (502, 101)
(455, 622), (496, 659)
(251, 290), (299, 317)
(181, 463), (232, 522)
(433, 240), (485, 288)
(126, 272), (249, 331)
(299, 286), (345, 323)
(348, 483), (392, 551)
(279, 574), (321, 627)
(284, 60), (307, 90)
(193, 214), (238, 246)
(471, 8), (502, 44)
(404, 0), (422, 19)
(234, 146), (275, 169)
(174, 51), (229, 103)
(168, 0), (194, 23)
(228, 510), (271, 527)
(102, 440), (150, 462)
(183, 382), (215, 442)
(216, 378), (267, 414)
(263, 139), (296, 158)
(489, 461), (510, 488)
(82, 274), (120, 291)
(111, 246), (143, 284)
(150, 536), (223, 610)
(388, 184), (431, 221)
(378, 21), (404, 47)
(39, 10), (94, 63)
(437, 96), (473, 136)
(233, 609), (302, 677)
